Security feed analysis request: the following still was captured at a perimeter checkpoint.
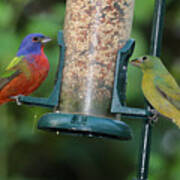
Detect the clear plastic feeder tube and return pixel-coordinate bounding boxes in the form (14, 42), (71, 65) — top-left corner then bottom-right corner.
(60, 0), (134, 117)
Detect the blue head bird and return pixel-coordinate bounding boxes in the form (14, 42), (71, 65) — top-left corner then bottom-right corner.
(17, 33), (51, 56)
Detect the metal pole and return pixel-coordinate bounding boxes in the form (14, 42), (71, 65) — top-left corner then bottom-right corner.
(137, 0), (166, 180)
(150, 0), (166, 57)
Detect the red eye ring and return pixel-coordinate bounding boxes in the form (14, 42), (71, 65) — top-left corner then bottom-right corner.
(32, 37), (39, 42)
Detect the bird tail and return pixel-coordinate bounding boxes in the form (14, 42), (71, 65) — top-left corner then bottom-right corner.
(173, 118), (180, 128)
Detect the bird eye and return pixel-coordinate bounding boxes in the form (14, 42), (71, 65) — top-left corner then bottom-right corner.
(32, 37), (40, 42)
(142, 56), (147, 61)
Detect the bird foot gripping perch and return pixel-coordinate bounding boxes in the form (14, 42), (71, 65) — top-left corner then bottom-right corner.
(147, 107), (159, 126)
(11, 95), (23, 106)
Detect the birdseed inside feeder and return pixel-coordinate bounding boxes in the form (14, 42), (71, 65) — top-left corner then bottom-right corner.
(60, 0), (135, 117)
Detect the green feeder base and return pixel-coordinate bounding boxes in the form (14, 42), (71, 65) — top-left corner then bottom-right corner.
(38, 113), (132, 140)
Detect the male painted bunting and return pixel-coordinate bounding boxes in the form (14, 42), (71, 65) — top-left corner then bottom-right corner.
(131, 55), (180, 128)
(0, 33), (51, 105)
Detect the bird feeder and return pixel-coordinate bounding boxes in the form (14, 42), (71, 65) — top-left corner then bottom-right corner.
(18, 0), (137, 140)
(17, 0), (166, 179)
(61, 0), (134, 117)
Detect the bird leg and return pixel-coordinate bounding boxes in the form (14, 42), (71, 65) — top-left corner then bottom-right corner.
(10, 95), (23, 106)
(148, 108), (159, 126)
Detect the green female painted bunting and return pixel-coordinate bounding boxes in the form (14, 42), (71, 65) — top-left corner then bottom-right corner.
(131, 55), (180, 128)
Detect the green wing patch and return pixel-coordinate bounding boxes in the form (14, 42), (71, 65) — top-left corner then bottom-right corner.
(5, 56), (23, 70)
(0, 55), (30, 90)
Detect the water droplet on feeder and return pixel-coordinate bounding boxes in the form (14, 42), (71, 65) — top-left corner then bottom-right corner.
(147, 106), (151, 111)
(55, 110), (60, 113)
(123, 66), (127, 70)
(88, 134), (93, 138)
(56, 131), (60, 136)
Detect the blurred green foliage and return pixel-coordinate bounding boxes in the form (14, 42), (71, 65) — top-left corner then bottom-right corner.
(0, 0), (179, 179)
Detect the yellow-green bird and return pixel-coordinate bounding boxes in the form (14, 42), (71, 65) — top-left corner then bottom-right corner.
(131, 55), (180, 128)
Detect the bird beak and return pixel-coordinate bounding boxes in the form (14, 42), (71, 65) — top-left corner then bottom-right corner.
(41, 36), (52, 44)
(130, 58), (142, 67)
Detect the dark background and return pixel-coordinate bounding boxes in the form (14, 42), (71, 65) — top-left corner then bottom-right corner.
(0, 0), (180, 179)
